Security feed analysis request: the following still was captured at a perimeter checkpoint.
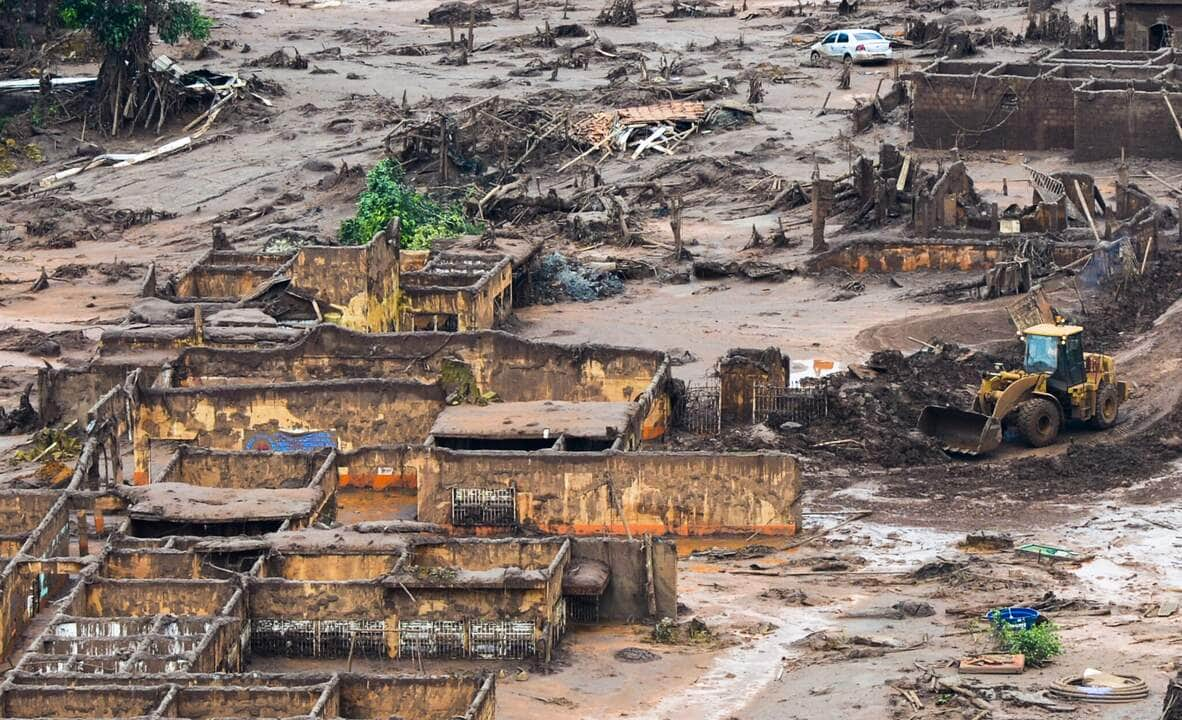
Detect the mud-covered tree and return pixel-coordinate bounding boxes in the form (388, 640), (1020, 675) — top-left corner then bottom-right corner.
(58, 0), (211, 133)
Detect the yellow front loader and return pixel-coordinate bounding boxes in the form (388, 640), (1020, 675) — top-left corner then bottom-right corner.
(918, 324), (1128, 455)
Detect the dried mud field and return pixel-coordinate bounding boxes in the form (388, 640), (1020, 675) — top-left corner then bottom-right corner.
(2, 0), (1182, 716)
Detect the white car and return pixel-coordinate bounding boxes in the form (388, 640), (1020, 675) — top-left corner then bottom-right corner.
(809, 29), (893, 64)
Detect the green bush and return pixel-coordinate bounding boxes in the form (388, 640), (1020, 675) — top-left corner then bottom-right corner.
(339, 159), (482, 249)
(992, 616), (1063, 666)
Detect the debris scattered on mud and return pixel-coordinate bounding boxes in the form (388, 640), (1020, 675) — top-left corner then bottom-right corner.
(614, 647), (660, 663)
(531, 252), (624, 303)
(0, 327), (86, 357)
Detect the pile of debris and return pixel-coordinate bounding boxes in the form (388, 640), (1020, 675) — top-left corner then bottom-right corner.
(0, 385), (37, 435)
(1026, 9), (1101, 48)
(384, 95), (570, 179)
(905, 17), (1022, 57)
(774, 342), (1014, 466)
(597, 0), (638, 26)
(676, 342), (1019, 466)
(425, 1), (492, 25)
(572, 101), (705, 160)
(665, 0), (736, 18)
(530, 251), (625, 303)
(571, 100), (753, 162)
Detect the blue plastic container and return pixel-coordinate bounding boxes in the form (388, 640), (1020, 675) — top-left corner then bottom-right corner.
(986, 607), (1041, 630)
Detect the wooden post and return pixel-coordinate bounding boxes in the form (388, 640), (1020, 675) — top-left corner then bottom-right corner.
(644, 534), (658, 618)
(438, 114), (449, 182)
(467, 8), (475, 52)
(1073, 179), (1101, 244)
(811, 178), (834, 253)
(77, 512), (89, 556)
(193, 304), (204, 346)
(670, 195), (683, 259)
(94, 511), (105, 534)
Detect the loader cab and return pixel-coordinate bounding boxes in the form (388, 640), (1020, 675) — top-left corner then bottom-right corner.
(1022, 324), (1085, 392)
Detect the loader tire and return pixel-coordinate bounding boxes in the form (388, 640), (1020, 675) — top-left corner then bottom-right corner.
(1089, 382), (1120, 430)
(1017, 398), (1060, 447)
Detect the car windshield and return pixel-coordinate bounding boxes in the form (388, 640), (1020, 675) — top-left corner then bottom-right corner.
(854, 31), (883, 40)
(1025, 334), (1059, 374)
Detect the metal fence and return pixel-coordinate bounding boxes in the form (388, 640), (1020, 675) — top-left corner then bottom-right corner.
(683, 382), (721, 435)
(752, 384), (828, 425)
(451, 487), (517, 527)
(398, 619), (537, 660)
(250, 618), (388, 659)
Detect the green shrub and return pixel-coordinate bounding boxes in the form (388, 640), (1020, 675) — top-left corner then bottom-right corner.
(339, 159), (482, 249)
(992, 616), (1063, 666)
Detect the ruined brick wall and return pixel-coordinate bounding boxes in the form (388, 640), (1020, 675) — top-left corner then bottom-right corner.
(1122, 4), (1182, 49)
(399, 447), (802, 536)
(402, 259), (513, 331)
(0, 492), (71, 661)
(173, 328), (667, 405)
(1, 687), (164, 717)
(38, 363), (158, 429)
(131, 379), (445, 482)
(337, 675), (493, 720)
(912, 69), (1076, 150)
(1074, 84), (1182, 159)
(158, 447), (331, 490)
(174, 267), (278, 300)
(571, 537), (678, 620)
(812, 239), (1093, 273)
(291, 246), (369, 307)
(718, 348), (789, 425)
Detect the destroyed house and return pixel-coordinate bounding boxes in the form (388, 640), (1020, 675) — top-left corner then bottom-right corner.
(121, 447), (337, 536)
(910, 50), (1182, 159)
(0, 491), (73, 659)
(110, 326), (801, 536)
(10, 523), (671, 670)
(154, 231), (520, 335)
(1119, 0), (1182, 49)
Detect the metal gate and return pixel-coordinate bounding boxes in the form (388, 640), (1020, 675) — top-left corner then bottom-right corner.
(451, 487), (516, 527)
(752, 385), (828, 425)
(683, 382), (721, 434)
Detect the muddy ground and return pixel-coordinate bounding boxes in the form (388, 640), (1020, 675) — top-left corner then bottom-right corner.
(2, 0), (1182, 715)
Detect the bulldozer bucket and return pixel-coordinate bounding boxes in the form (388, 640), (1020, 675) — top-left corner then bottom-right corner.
(917, 405), (1003, 456)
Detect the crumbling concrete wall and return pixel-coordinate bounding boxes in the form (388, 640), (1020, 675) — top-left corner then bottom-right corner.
(338, 674), (494, 720)
(289, 229), (402, 332)
(155, 446), (333, 490)
(1122, 3), (1182, 50)
(0, 492), (71, 661)
(175, 687), (322, 718)
(171, 250), (292, 300)
(402, 255), (513, 331)
(912, 63), (1076, 150)
(391, 447), (802, 536)
(0, 673), (494, 720)
(37, 363), (157, 429)
(1, 686), (163, 717)
(172, 327), (667, 404)
(265, 553), (401, 580)
(571, 537), (677, 620)
(1074, 80), (1182, 159)
(811, 238), (1093, 273)
(913, 161), (998, 236)
(102, 549), (210, 580)
(79, 578), (237, 617)
(131, 379), (444, 482)
(175, 266), (279, 300)
(718, 347), (789, 425)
